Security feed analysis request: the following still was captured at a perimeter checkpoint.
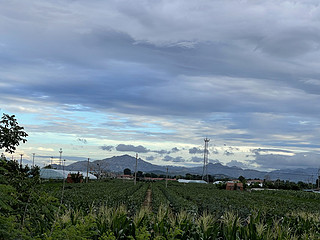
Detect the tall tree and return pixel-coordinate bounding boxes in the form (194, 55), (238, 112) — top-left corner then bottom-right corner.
(0, 114), (28, 153)
(123, 168), (131, 175)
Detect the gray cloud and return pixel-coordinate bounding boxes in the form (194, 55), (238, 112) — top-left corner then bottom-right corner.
(191, 156), (203, 163)
(226, 160), (248, 169)
(171, 147), (180, 153)
(146, 156), (155, 161)
(252, 152), (320, 169)
(153, 149), (169, 155)
(3, 1), (320, 120)
(154, 147), (180, 154)
(77, 138), (87, 144)
(251, 148), (294, 155)
(100, 145), (114, 151)
(155, 147), (180, 155)
(2, 1), (320, 171)
(189, 147), (203, 154)
(224, 150), (234, 156)
(163, 155), (172, 162)
(210, 159), (221, 164)
(163, 155), (185, 162)
(212, 148), (219, 154)
(172, 156), (185, 162)
(113, 144), (173, 155)
(116, 144), (149, 153)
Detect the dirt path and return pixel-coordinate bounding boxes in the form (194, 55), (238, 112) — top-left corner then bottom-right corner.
(142, 188), (152, 210)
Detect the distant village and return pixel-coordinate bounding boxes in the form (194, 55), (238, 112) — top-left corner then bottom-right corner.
(40, 166), (318, 192)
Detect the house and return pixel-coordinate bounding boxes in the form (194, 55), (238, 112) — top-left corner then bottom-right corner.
(67, 173), (84, 183)
(117, 174), (134, 180)
(226, 181), (243, 191)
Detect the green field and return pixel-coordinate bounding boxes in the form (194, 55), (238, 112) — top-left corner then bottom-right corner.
(3, 177), (320, 239)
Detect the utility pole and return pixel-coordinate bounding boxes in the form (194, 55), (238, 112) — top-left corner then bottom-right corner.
(318, 168), (320, 190)
(59, 148), (63, 168)
(97, 163), (100, 179)
(86, 158), (90, 183)
(202, 137), (210, 182)
(32, 153), (35, 167)
(20, 154), (23, 166)
(63, 159), (66, 179)
(134, 153), (138, 185)
(166, 166), (168, 188)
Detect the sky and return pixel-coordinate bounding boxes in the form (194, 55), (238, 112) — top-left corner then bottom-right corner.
(1, 0), (320, 171)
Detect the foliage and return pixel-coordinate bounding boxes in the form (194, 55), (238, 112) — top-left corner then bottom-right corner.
(2, 169), (320, 239)
(0, 113), (28, 154)
(263, 179), (313, 190)
(69, 172), (83, 183)
(40, 180), (148, 214)
(150, 180), (320, 226)
(0, 158), (59, 240)
(124, 168), (132, 175)
(43, 205), (320, 239)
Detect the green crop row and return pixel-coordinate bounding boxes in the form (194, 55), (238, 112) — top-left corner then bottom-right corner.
(4, 175), (320, 239)
(39, 205), (320, 239)
(40, 179), (149, 214)
(153, 181), (320, 219)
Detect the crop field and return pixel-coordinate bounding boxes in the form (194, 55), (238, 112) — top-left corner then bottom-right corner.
(40, 180), (149, 214)
(3, 178), (320, 239)
(37, 180), (320, 239)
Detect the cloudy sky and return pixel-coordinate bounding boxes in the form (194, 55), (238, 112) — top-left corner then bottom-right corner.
(1, 0), (320, 171)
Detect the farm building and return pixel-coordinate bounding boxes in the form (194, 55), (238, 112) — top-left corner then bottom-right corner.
(178, 179), (207, 184)
(40, 169), (97, 180)
(226, 181), (243, 191)
(117, 174), (134, 180)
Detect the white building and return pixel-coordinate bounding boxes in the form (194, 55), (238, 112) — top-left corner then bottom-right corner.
(178, 179), (207, 184)
(40, 168), (97, 180)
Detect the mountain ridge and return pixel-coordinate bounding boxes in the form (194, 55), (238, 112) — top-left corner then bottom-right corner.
(51, 154), (316, 182)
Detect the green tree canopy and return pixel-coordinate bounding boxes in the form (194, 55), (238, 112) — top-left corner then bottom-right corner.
(0, 114), (28, 154)
(124, 168), (131, 175)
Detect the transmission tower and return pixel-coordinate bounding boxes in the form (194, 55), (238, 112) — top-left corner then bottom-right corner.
(202, 137), (210, 182)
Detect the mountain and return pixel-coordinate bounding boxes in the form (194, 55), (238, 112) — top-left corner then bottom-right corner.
(53, 155), (165, 172)
(51, 154), (315, 182)
(267, 168), (317, 183)
(186, 163), (268, 179)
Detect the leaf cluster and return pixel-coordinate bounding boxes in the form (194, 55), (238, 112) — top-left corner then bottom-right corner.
(0, 113), (28, 153)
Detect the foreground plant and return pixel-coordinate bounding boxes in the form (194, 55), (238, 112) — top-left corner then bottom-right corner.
(39, 205), (320, 239)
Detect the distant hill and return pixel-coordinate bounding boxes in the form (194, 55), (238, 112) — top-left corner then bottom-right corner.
(267, 168), (317, 183)
(51, 154), (316, 182)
